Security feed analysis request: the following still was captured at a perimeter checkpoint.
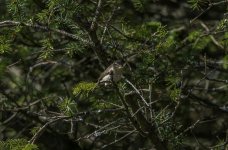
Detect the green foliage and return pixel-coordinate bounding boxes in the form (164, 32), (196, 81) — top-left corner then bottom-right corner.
(36, 9), (50, 24)
(144, 21), (167, 41)
(47, 0), (77, 11)
(221, 33), (228, 49)
(58, 98), (77, 116)
(188, 0), (208, 10)
(73, 82), (97, 96)
(66, 42), (86, 57)
(222, 55), (228, 69)
(169, 88), (181, 102)
(142, 53), (155, 65)
(156, 35), (176, 52)
(146, 21), (162, 30)
(212, 140), (228, 150)
(216, 19), (228, 31)
(39, 39), (54, 60)
(121, 21), (167, 42)
(166, 75), (181, 101)
(7, 0), (34, 21)
(0, 62), (6, 77)
(131, 0), (145, 12)
(0, 139), (38, 150)
(0, 35), (11, 54)
(166, 75), (180, 87)
(1, 0), (228, 149)
(187, 30), (201, 42)
(0, 44), (11, 54)
(193, 36), (210, 51)
(152, 24), (167, 40)
(92, 101), (111, 109)
(187, 30), (211, 51)
(155, 110), (183, 149)
(30, 127), (40, 136)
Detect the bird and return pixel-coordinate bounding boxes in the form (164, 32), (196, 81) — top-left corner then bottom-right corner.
(97, 60), (124, 86)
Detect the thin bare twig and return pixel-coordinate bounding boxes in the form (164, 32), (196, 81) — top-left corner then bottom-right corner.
(29, 116), (70, 144)
(176, 119), (201, 138)
(190, 5), (212, 24)
(124, 78), (149, 107)
(90, 0), (102, 30)
(2, 112), (18, 125)
(199, 21), (224, 49)
(101, 129), (136, 149)
(112, 82), (146, 136)
(76, 118), (123, 141)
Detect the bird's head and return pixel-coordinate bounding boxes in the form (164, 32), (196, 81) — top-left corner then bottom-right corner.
(113, 60), (125, 70)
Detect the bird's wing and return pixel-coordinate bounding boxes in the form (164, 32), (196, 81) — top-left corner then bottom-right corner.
(98, 66), (114, 82)
(99, 74), (112, 83)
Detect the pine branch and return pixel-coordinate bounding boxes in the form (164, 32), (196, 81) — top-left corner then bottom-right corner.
(0, 20), (91, 44)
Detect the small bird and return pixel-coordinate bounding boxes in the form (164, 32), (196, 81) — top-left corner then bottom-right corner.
(98, 60), (124, 86)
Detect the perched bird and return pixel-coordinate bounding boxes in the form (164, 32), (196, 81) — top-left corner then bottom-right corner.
(98, 60), (124, 86)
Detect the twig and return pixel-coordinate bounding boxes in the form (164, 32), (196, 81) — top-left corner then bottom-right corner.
(74, 14), (109, 66)
(190, 5), (212, 24)
(148, 84), (154, 119)
(29, 116), (69, 144)
(199, 21), (224, 49)
(76, 119), (120, 141)
(189, 94), (228, 113)
(101, 129), (136, 149)
(6, 59), (22, 69)
(0, 20), (91, 44)
(90, 0), (102, 30)
(176, 119), (201, 138)
(112, 82), (146, 136)
(2, 112), (17, 125)
(0, 97), (49, 112)
(190, 1), (228, 24)
(124, 78), (149, 107)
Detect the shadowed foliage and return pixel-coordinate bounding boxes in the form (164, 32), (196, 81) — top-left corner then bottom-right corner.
(0, 0), (228, 149)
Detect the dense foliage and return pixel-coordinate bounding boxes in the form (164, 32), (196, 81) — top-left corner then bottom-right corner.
(0, 0), (228, 149)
